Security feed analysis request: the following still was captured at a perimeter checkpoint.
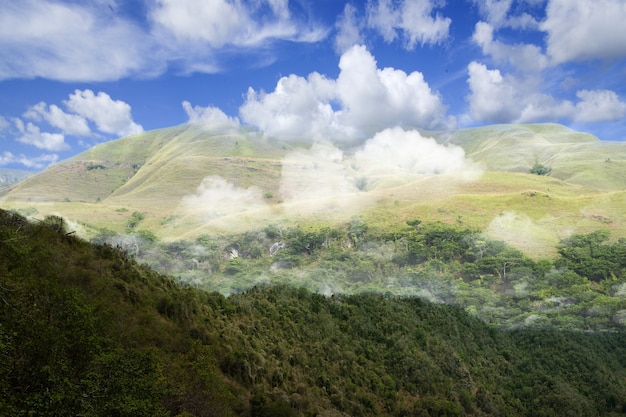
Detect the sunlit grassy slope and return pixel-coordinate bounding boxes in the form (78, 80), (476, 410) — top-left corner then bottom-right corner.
(2, 123), (625, 258)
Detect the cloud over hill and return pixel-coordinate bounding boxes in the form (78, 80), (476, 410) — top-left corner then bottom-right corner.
(179, 176), (269, 226)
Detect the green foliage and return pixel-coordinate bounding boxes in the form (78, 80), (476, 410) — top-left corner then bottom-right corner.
(86, 162), (107, 170)
(108, 216), (626, 331)
(126, 211), (145, 231)
(2, 209), (626, 416)
(557, 230), (626, 281)
(529, 161), (552, 176)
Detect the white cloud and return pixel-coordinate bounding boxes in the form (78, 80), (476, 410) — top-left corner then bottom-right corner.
(0, 0), (327, 82)
(180, 175), (268, 220)
(466, 61), (521, 123)
(336, 45), (454, 131)
(182, 101), (240, 132)
(240, 45), (454, 142)
(473, 0), (512, 28)
(574, 90), (626, 123)
(467, 61), (626, 124)
(0, 0), (154, 82)
(334, 3), (364, 54)
(471, 0), (539, 30)
(352, 127), (480, 177)
(279, 142), (358, 209)
(241, 72), (342, 140)
(151, 0), (326, 48)
(24, 102), (92, 136)
(151, 0), (245, 47)
(16, 122), (69, 151)
(277, 129), (481, 216)
(473, 21), (548, 72)
(485, 210), (557, 255)
(541, 0), (626, 63)
(366, 0), (451, 49)
(65, 90), (143, 137)
(0, 151), (58, 170)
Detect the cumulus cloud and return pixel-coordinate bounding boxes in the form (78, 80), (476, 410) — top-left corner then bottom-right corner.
(0, 151), (58, 170)
(180, 176), (268, 220)
(541, 0), (626, 64)
(352, 127), (479, 178)
(240, 45), (454, 142)
(473, 22), (548, 72)
(366, 0), (451, 49)
(573, 90), (626, 123)
(24, 102), (92, 137)
(337, 45), (454, 131)
(466, 61), (626, 124)
(15, 121), (69, 151)
(65, 90), (143, 137)
(466, 62), (521, 123)
(240, 72), (342, 140)
(0, 0), (153, 82)
(7, 90), (142, 156)
(182, 101), (240, 132)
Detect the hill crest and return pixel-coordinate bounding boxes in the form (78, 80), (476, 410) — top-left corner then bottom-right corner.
(1, 122), (625, 258)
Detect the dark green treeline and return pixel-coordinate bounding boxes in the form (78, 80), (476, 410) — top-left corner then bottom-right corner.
(1, 210), (626, 416)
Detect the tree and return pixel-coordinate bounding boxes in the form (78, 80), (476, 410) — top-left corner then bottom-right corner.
(557, 230), (621, 281)
(529, 162), (551, 176)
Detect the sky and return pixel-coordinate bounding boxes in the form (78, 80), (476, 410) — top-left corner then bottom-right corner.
(1, 0), (626, 171)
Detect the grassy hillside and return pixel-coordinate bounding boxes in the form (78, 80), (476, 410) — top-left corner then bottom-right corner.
(442, 124), (626, 191)
(2, 210), (626, 416)
(3, 122), (625, 259)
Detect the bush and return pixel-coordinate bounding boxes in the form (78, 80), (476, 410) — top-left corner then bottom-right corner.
(529, 162), (551, 176)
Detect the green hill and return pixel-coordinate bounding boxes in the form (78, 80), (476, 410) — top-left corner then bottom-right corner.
(3, 121), (626, 331)
(1, 123), (625, 259)
(2, 210), (626, 416)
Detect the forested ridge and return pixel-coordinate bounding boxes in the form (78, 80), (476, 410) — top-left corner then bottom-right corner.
(90, 213), (626, 331)
(2, 209), (626, 416)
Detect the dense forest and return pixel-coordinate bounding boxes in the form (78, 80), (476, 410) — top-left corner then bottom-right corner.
(90, 213), (626, 331)
(2, 209), (626, 416)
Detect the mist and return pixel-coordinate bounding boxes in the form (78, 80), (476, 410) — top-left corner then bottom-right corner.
(275, 127), (482, 218)
(278, 142), (360, 215)
(352, 127), (482, 183)
(178, 175), (271, 229)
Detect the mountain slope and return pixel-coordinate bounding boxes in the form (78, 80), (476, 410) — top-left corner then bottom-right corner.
(442, 123), (626, 191)
(2, 210), (626, 416)
(1, 123), (625, 257)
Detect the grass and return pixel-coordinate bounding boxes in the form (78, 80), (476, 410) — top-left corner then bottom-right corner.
(2, 122), (626, 259)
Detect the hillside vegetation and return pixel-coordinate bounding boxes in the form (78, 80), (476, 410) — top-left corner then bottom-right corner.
(2, 209), (626, 416)
(2, 123), (626, 330)
(2, 123), (625, 258)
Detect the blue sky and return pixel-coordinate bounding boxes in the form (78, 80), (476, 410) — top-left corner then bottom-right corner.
(1, 0), (625, 170)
